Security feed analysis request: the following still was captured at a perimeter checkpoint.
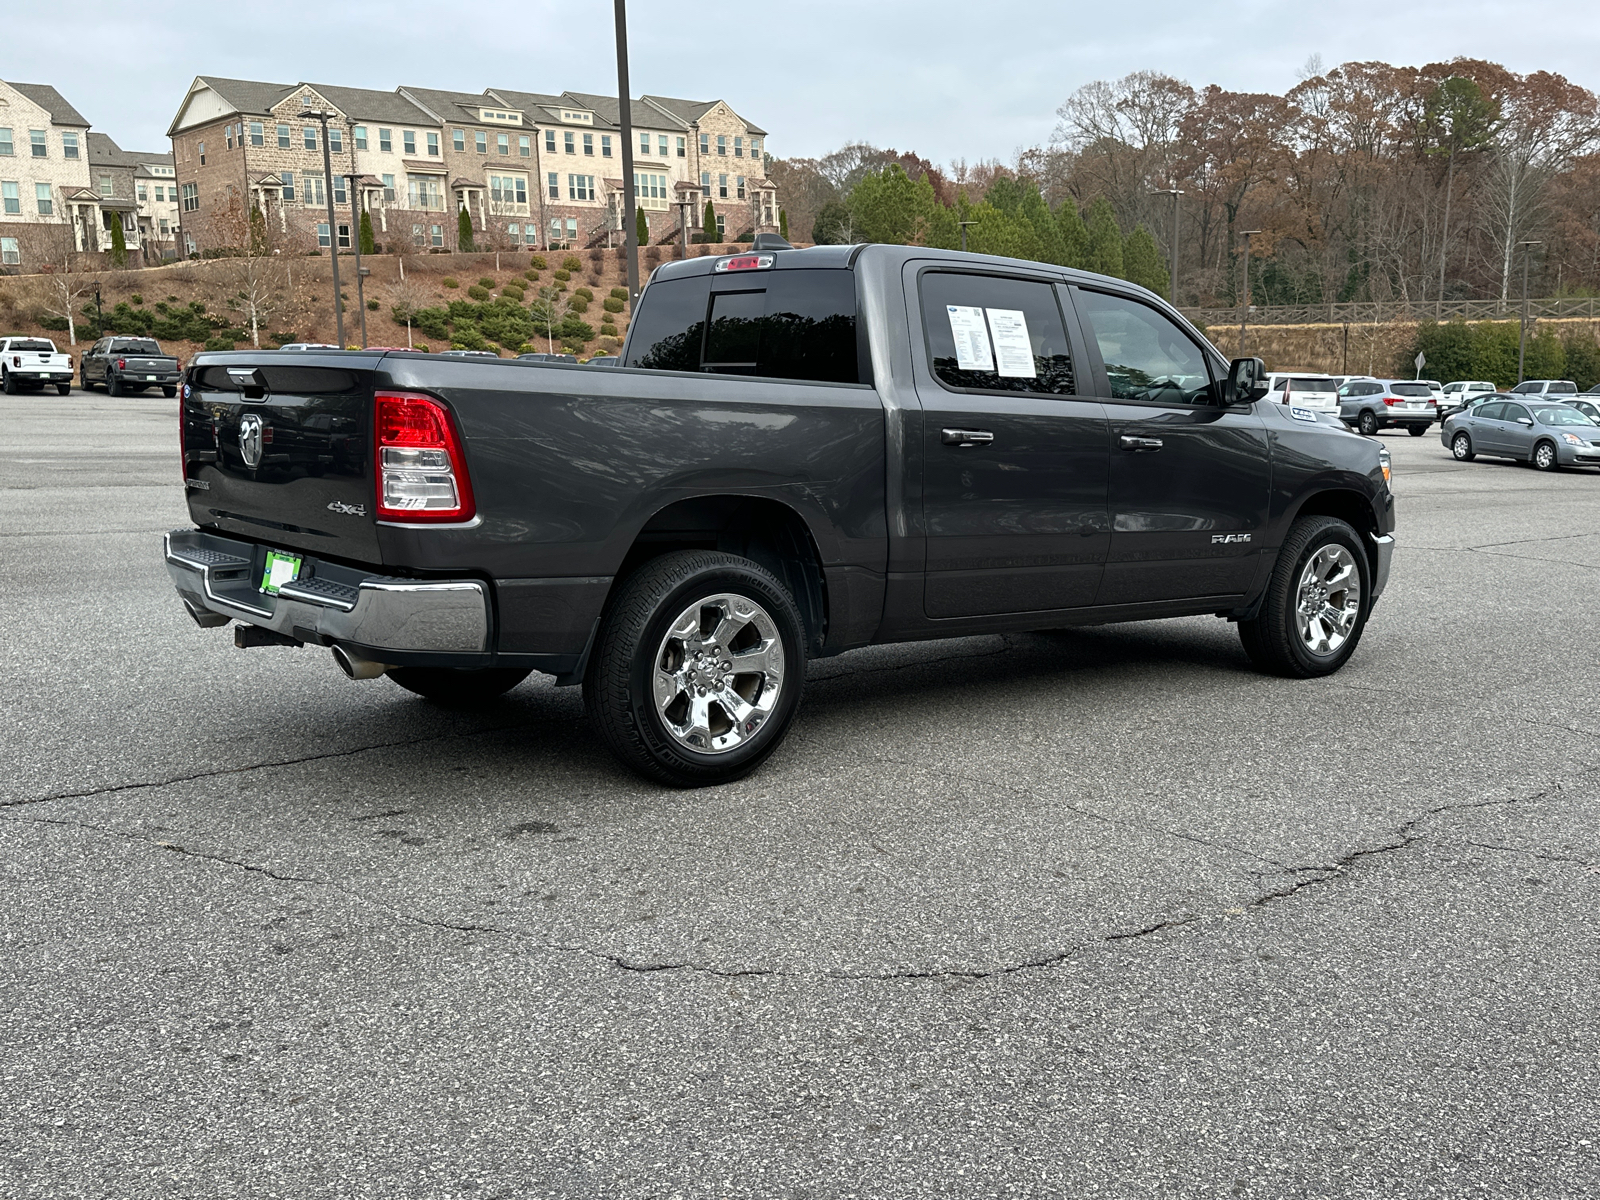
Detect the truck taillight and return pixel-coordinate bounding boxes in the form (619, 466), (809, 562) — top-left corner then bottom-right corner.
(374, 391), (474, 523)
(117, 358), (126, 370)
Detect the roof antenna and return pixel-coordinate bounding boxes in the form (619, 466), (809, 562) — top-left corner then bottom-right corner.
(750, 233), (792, 251)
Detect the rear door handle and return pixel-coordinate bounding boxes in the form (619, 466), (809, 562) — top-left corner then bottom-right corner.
(942, 428), (995, 446)
(1119, 435), (1164, 452)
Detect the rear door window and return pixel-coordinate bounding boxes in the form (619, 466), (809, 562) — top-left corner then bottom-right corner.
(918, 271), (1075, 395)
(1075, 289), (1213, 404)
(625, 268), (861, 384)
(1474, 402), (1505, 421)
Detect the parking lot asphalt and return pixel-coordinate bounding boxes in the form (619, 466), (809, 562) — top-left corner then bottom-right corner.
(3, 392), (1597, 1199)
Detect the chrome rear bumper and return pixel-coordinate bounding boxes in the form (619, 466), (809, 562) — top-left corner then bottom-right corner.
(164, 528), (488, 654)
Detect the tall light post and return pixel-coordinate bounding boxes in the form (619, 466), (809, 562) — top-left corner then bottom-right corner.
(343, 173), (368, 348)
(1516, 239), (1542, 384)
(676, 197), (692, 260)
(1151, 188), (1184, 302)
(302, 108), (345, 348)
(1239, 230), (1261, 356)
(958, 220), (976, 252)
(613, 0), (639, 303)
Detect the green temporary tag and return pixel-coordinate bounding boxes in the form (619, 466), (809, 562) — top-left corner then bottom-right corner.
(260, 550), (302, 595)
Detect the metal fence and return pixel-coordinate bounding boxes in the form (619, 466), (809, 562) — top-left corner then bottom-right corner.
(1180, 297), (1600, 327)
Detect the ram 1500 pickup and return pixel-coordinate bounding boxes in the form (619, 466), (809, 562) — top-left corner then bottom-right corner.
(165, 242), (1396, 785)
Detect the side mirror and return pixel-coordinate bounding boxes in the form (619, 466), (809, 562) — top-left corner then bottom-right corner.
(1517, 418), (1534, 427)
(1225, 357), (1269, 405)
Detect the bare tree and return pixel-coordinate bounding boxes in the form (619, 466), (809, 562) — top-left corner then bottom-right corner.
(17, 223), (100, 347)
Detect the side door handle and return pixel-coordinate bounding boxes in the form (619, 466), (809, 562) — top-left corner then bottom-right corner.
(942, 428), (995, 446)
(1119, 435), (1164, 452)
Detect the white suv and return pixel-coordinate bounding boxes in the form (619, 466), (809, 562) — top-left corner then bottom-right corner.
(1510, 380), (1578, 396)
(1264, 372), (1340, 414)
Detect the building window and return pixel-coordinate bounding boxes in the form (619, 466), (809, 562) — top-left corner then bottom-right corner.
(98, 175), (113, 197)
(403, 130), (416, 155)
(333, 176), (347, 205)
(490, 175), (527, 207)
(699, 133), (709, 155)
(0, 128), (11, 156)
(426, 131), (439, 156)
(718, 173), (728, 199)
(567, 217), (577, 242)
(431, 224), (443, 247)
(329, 128), (343, 153)
(564, 131), (574, 155)
(337, 223), (351, 249)
(280, 172), (294, 202)
(519, 135), (531, 157)
(639, 131), (650, 155)
(380, 128), (392, 153)
(35, 183), (52, 215)
(303, 126), (317, 151)
(301, 96), (311, 108)
(277, 124), (290, 148)
(497, 133), (510, 156)
(353, 126), (367, 150)
(453, 129), (466, 152)
(568, 174), (594, 201)
(158, 219), (169, 235)
(154, 185), (164, 201)
(304, 173), (326, 206)
(677, 136), (686, 158)
(717, 135), (727, 156)
(197, 140), (205, 165)
(226, 125), (235, 150)
(1, 182), (17, 214)
(716, 214), (725, 238)
(633, 172), (667, 207)
(249, 121), (264, 147)
(700, 171), (710, 191)
(0, 237), (17, 266)
(544, 129), (555, 153)
(600, 134), (612, 158)
(63, 132), (80, 159)
(547, 172), (559, 200)
(549, 218), (563, 246)
(751, 138), (762, 158)
(734, 136), (743, 158)
(317, 222), (331, 248)
(381, 173), (395, 201)
(736, 176), (746, 200)
(524, 225), (537, 245)
(137, 182), (147, 201)
(181, 182), (199, 211)
(408, 175), (442, 210)
(583, 133), (594, 156)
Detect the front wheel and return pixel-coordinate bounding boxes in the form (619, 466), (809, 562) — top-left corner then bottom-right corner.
(386, 666), (531, 703)
(1451, 431), (1475, 461)
(1238, 515), (1371, 678)
(1357, 409), (1378, 436)
(585, 550), (806, 787)
(1532, 440), (1558, 471)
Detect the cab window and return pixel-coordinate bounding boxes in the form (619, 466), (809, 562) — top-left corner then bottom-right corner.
(918, 271), (1075, 395)
(1075, 289), (1214, 404)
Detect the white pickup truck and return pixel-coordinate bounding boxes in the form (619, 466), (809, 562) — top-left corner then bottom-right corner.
(1, 337), (74, 395)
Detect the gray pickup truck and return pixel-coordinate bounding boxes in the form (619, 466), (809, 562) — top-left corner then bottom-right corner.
(81, 336), (181, 396)
(165, 242), (1395, 785)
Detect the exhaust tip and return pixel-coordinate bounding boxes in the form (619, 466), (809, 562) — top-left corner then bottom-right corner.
(331, 645), (392, 680)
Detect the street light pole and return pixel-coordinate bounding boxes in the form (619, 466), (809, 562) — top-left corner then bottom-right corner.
(1239, 230), (1261, 356)
(958, 220), (976, 253)
(1517, 239), (1541, 384)
(1151, 188), (1184, 302)
(677, 198), (691, 260)
(344, 173), (368, 348)
(614, 0), (640, 303)
(303, 109), (345, 348)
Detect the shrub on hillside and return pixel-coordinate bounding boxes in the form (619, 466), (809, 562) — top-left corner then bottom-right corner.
(523, 270), (541, 282)
(529, 255), (547, 270)
(609, 287), (628, 301)
(603, 296), (625, 314)
(599, 323), (618, 338)
(561, 255), (583, 272)
(568, 298), (588, 314)
(442, 278), (459, 288)
(203, 336), (236, 351)
(366, 299), (379, 310)
(573, 287), (594, 301)
(553, 269), (571, 282)
(467, 285), (490, 301)
(131, 294), (144, 305)
(477, 277), (494, 288)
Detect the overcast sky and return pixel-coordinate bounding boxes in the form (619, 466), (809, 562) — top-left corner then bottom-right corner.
(10, 0), (1597, 162)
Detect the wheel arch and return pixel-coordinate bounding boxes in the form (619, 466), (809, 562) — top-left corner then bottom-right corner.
(1286, 487), (1383, 580)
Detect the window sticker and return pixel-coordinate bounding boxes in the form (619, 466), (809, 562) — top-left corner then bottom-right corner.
(985, 308), (1035, 378)
(945, 305), (993, 372)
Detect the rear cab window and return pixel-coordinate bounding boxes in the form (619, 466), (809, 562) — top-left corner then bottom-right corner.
(917, 271), (1076, 395)
(624, 268), (863, 384)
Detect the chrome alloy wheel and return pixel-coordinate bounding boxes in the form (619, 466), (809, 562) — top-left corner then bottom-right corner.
(1295, 544), (1362, 657)
(652, 593), (785, 754)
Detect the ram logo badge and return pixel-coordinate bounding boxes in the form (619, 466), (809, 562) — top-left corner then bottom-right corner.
(238, 412), (264, 469)
(1211, 533), (1252, 544)
(327, 500), (367, 517)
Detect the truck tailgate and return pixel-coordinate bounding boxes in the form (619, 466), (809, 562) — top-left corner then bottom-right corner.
(182, 361), (381, 563)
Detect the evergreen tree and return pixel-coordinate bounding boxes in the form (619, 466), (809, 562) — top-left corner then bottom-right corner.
(1084, 197), (1124, 278)
(1056, 201), (1089, 270)
(1019, 185), (1065, 266)
(109, 218), (127, 268)
(984, 175), (1024, 216)
(847, 163), (922, 245)
(457, 208), (475, 252)
(636, 208), (650, 247)
(811, 200), (849, 244)
(248, 205), (268, 256)
(779, 208), (789, 240)
(359, 211), (376, 255)
(966, 202), (1040, 261)
(702, 200), (717, 243)
(1122, 225), (1170, 296)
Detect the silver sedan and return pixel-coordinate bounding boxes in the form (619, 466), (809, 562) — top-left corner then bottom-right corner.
(1441, 398), (1600, 471)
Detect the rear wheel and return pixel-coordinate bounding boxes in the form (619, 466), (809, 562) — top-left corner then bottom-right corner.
(1239, 515), (1370, 679)
(1532, 440), (1558, 471)
(387, 666), (531, 703)
(162, 386), (177, 398)
(1, 370), (14, 395)
(1451, 431), (1475, 461)
(1407, 425), (1426, 437)
(57, 383), (70, 396)
(1357, 409), (1378, 436)
(107, 374), (123, 397)
(585, 550), (805, 787)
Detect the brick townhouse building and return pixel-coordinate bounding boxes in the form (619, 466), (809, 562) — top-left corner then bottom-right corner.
(166, 75), (777, 256)
(0, 79), (105, 270)
(87, 133), (179, 262)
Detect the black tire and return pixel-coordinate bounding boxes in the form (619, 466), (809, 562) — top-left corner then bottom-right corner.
(1451, 431), (1475, 461)
(1, 369), (14, 395)
(386, 666), (531, 703)
(1531, 440), (1558, 471)
(57, 383), (71, 396)
(1357, 409), (1379, 436)
(585, 550), (806, 787)
(1407, 425), (1426, 437)
(1238, 515), (1371, 679)
(107, 373), (123, 397)
(81, 370), (94, 392)
(162, 386), (177, 398)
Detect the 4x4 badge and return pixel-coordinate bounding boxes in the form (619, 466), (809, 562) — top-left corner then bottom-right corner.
(327, 500), (367, 516)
